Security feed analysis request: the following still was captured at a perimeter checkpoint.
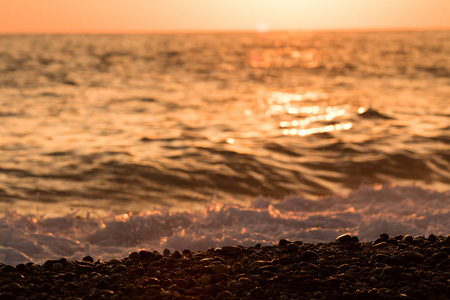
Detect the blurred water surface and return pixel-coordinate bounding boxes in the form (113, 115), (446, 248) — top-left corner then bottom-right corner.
(0, 31), (449, 214)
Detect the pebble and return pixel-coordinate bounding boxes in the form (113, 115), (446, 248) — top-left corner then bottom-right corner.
(405, 251), (425, 261)
(52, 262), (64, 272)
(0, 265), (17, 273)
(336, 233), (353, 243)
(286, 243), (299, 252)
(300, 250), (320, 260)
(211, 264), (228, 274)
(432, 252), (448, 260)
(216, 291), (232, 300)
(82, 256), (94, 263)
(279, 239), (291, 246)
(173, 250), (183, 259)
(0, 234), (448, 299)
(373, 241), (388, 249)
(221, 245), (244, 255)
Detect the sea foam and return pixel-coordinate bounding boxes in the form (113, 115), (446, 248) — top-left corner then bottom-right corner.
(0, 184), (448, 265)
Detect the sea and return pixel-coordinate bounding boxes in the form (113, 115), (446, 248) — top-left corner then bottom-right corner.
(0, 30), (449, 264)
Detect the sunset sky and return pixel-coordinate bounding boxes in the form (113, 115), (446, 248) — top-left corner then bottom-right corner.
(1, 0), (450, 34)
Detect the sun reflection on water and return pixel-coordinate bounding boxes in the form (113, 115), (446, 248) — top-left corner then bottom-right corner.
(250, 47), (322, 69)
(262, 90), (361, 137)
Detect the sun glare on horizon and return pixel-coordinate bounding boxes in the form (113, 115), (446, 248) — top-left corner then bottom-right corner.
(0, 0), (450, 33)
(256, 21), (269, 34)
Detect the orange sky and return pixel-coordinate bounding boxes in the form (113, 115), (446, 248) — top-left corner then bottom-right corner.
(1, 0), (450, 34)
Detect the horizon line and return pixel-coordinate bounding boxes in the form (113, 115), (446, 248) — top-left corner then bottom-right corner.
(1, 26), (449, 35)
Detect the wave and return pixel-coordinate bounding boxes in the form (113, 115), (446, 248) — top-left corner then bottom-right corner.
(0, 184), (448, 265)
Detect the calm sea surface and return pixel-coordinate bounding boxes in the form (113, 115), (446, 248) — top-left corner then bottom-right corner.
(1, 31), (449, 215)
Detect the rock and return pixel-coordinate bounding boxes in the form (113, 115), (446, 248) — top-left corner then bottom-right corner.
(286, 243), (299, 252)
(279, 239), (291, 246)
(403, 235), (414, 243)
(198, 275), (212, 284)
(336, 234), (353, 243)
(1, 234), (448, 299)
(232, 262), (243, 273)
(82, 256), (94, 263)
(52, 263), (64, 272)
(373, 241), (388, 249)
(173, 250), (183, 259)
(211, 264), (228, 274)
(373, 237), (385, 245)
(138, 250), (155, 261)
(250, 261), (271, 269)
(379, 233), (390, 241)
(301, 250), (320, 261)
(405, 251), (425, 262)
(375, 253), (390, 262)
(216, 291), (233, 300)
(428, 234), (437, 243)
(221, 245), (244, 256)
(0, 265), (17, 273)
(109, 258), (122, 265)
(431, 252), (448, 260)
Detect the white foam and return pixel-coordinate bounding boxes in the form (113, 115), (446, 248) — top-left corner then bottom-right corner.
(1, 184), (448, 265)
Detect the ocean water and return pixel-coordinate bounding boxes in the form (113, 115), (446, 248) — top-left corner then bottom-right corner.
(0, 31), (449, 264)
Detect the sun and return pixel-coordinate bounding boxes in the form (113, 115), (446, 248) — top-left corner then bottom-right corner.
(256, 21), (269, 33)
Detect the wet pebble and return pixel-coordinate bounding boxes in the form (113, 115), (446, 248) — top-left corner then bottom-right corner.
(221, 245), (243, 256)
(336, 233), (353, 243)
(301, 250), (320, 260)
(0, 234), (449, 299)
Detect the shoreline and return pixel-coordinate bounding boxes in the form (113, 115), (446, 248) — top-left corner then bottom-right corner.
(0, 234), (449, 299)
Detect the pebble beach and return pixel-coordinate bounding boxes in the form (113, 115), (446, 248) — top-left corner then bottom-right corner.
(1, 233), (449, 300)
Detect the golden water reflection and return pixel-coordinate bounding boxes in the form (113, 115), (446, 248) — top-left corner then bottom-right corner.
(282, 122), (353, 137)
(262, 91), (362, 137)
(250, 47), (322, 69)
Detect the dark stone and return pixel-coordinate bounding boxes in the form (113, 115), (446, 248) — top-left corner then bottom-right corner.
(97, 279), (112, 290)
(138, 250), (155, 261)
(336, 234), (353, 243)
(428, 234), (437, 243)
(287, 243), (299, 253)
(216, 291), (233, 300)
(0, 292), (14, 300)
(173, 250), (183, 259)
(403, 235), (414, 243)
(15, 264), (27, 273)
(205, 285), (225, 297)
(379, 233), (390, 241)
(375, 253), (390, 262)
(0, 234), (448, 299)
(373, 237), (385, 245)
(431, 252), (448, 260)
(405, 251), (425, 262)
(373, 241), (388, 249)
(351, 236), (359, 242)
(386, 238), (397, 245)
(52, 262), (64, 272)
(221, 245), (244, 256)
(82, 256), (94, 263)
(258, 265), (277, 273)
(301, 250), (320, 261)
(279, 239), (291, 246)
(0, 265), (17, 273)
